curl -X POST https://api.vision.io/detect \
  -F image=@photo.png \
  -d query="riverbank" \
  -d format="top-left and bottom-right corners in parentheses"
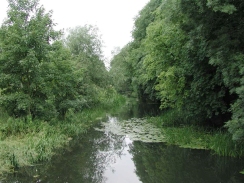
top-left (0, 95), bottom-right (126, 178)
top-left (147, 112), bottom-right (244, 158)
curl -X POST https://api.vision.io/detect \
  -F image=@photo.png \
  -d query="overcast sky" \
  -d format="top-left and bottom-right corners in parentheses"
top-left (0, 0), bottom-right (149, 64)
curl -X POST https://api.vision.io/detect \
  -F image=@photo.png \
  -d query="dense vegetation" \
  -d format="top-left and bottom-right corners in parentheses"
top-left (1, 0), bottom-right (244, 177)
top-left (110, 0), bottom-right (244, 141)
top-left (0, 0), bottom-right (114, 121)
top-left (0, 0), bottom-right (125, 176)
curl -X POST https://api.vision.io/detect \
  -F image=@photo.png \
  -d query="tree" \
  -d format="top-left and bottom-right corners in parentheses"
top-left (130, 0), bottom-right (163, 102)
top-left (0, 0), bottom-right (60, 118)
top-left (65, 25), bottom-right (110, 106)
top-left (179, 0), bottom-right (244, 137)
top-left (109, 45), bottom-right (133, 95)
top-left (142, 0), bottom-right (188, 109)
top-left (46, 41), bottom-right (85, 119)
top-left (110, 0), bottom-right (244, 141)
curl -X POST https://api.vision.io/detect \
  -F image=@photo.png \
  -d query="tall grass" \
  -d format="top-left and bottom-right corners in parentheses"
top-left (0, 119), bottom-right (69, 177)
top-left (209, 131), bottom-right (244, 157)
top-left (0, 93), bottom-right (126, 178)
top-left (147, 109), bottom-right (244, 157)
top-left (162, 126), bottom-right (210, 149)
top-left (147, 108), bottom-right (198, 127)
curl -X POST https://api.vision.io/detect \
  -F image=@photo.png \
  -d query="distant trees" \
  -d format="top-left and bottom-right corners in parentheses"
top-left (110, 0), bottom-right (244, 141)
top-left (65, 25), bottom-right (110, 106)
top-left (66, 25), bottom-right (109, 89)
top-left (109, 45), bottom-right (133, 95)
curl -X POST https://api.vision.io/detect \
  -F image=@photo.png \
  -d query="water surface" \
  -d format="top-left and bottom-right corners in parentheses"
top-left (3, 103), bottom-right (244, 183)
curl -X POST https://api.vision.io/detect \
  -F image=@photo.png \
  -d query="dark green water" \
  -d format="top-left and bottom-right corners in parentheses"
top-left (2, 104), bottom-right (244, 183)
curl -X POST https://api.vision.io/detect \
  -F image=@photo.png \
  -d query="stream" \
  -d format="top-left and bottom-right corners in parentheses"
top-left (3, 103), bottom-right (244, 183)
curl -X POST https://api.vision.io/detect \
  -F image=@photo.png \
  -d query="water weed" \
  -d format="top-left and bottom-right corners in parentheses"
top-left (96, 118), bottom-right (165, 143)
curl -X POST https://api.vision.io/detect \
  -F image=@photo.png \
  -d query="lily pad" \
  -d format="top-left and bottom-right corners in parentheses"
top-left (95, 117), bottom-right (165, 143)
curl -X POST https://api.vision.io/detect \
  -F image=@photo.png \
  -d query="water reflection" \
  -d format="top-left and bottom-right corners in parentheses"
top-left (113, 102), bottom-right (161, 120)
top-left (3, 116), bottom-right (141, 183)
top-left (130, 142), bottom-right (244, 183)
top-left (103, 137), bottom-right (141, 183)
top-left (3, 114), bottom-right (244, 183)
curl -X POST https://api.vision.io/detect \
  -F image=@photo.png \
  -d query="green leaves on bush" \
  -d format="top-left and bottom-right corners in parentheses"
top-left (110, 0), bottom-right (244, 141)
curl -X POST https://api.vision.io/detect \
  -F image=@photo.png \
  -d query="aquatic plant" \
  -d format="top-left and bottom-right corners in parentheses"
top-left (95, 117), bottom-right (165, 143)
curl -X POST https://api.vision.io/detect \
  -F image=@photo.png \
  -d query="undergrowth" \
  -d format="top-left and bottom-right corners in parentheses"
top-left (147, 109), bottom-right (244, 157)
top-left (0, 94), bottom-right (126, 178)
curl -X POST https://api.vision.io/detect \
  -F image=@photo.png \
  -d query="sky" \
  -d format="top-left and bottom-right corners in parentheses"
top-left (0, 0), bottom-right (150, 64)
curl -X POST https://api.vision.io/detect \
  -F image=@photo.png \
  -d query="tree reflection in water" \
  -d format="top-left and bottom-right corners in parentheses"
top-left (3, 114), bottom-right (244, 183)
top-left (129, 142), bottom-right (244, 183)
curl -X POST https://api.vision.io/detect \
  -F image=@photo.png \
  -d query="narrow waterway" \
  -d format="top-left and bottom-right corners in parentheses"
top-left (3, 104), bottom-right (244, 183)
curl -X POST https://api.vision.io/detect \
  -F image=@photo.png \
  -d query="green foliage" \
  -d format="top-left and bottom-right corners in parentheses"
top-left (225, 83), bottom-right (244, 141)
top-left (0, 0), bottom-right (116, 120)
top-left (65, 25), bottom-right (113, 109)
top-left (110, 0), bottom-right (244, 140)
top-left (163, 126), bottom-right (210, 149)
top-left (0, 95), bottom-right (126, 176)
top-left (206, 0), bottom-right (237, 14)
top-left (0, 0), bottom-right (128, 177)
top-left (109, 45), bottom-right (133, 95)
top-left (130, 0), bottom-right (163, 101)
top-left (66, 25), bottom-right (109, 88)
top-left (148, 114), bottom-right (244, 157)
top-left (180, 0), bottom-right (244, 138)
top-left (147, 109), bottom-right (195, 127)
top-left (0, 0), bottom-right (60, 118)
top-left (0, 118), bottom-right (69, 175)
top-left (46, 41), bottom-right (86, 119)
top-left (143, 0), bottom-right (189, 108)
top-left (209, 131), bottom-right (244, 157)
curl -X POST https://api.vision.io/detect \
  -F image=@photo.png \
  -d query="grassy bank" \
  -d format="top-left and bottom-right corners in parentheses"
top-left (0, 94), bottom-right (125, 178)
top-left (147, 111), bottom-right (244, 158)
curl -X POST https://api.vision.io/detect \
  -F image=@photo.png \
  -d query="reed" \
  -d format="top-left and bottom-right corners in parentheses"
top-left (0, 124), bottom-right (69, 177)
top-left (147, 108), bottom-right (197, 128)
top-left (147, 111), bottom-right (244, 157)
top-left (162, 126), bottom-right (210, 149)
top-left (209, 131), bottom-right (244, 157)
top-left (0, 95), bottom-right (126, 177)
